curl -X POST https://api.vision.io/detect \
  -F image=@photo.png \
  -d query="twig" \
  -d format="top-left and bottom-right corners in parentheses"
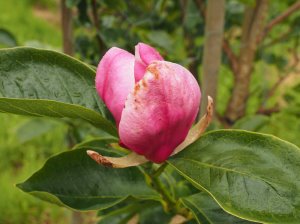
top-left (262, 28), bottom-right (292, 48)
top-left (180, 0), bottom-right (188, 24)
top-left (222, 39), bottom-right (238, 75)
top-left (258, 38), bottom-right (300, 113)
top-left (225, 0), bottom-right (269, 123)
top-left (257, 107), bottom-right (280, 115)
top-left (258, 1), bottom-right (300, 43)
top-left (194, 0), bottom-right (206, 19)
top-left (91, 0), bottom-right (104, 52)
top-left (267, 75), bottom-right (291, 99)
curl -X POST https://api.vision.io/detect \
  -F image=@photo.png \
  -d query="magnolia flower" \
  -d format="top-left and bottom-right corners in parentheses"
top-left (87, 43), bottom-right (213, 167)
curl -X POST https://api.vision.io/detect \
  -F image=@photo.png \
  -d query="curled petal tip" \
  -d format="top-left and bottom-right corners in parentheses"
top-left (87, 150), bottom-right (149, 168)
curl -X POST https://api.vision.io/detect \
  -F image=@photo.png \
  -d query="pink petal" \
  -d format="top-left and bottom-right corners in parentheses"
top-left (119, 61), bottom-right (201, 163)
top-left (96, 47), bottom-right (135, 125)
top-left (134, 43), bottom-right (163, 82)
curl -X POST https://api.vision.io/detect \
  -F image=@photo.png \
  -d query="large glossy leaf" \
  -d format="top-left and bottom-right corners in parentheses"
top-left (182, 192), bottom-right (254, 224)
top-left (168, 130), bottom-right (300, 223)
top-left (17, 138), bottom-right (159, 211)
top-left (0, 47), bottom-right (117, 136)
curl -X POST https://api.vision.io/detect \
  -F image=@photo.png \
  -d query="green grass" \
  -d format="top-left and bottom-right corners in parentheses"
top-left (0, 1), bottom-right (70, 223)
top-left (0, 0), bottom-right (61, 46)
top-left (0, 115), bottom-right (70, 224)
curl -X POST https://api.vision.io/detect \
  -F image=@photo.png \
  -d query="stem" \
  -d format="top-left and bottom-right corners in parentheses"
top-left (145, 164), bottom-right (193, 219)
top-left (152, 163), bottom-right (168, 178)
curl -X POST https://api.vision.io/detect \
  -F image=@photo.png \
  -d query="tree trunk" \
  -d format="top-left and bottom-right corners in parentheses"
top-left (61, 0), bottom-right (73, 56)
top-left (200, 0), bottom-right (226, 116)
top-left (225, 0), bottom-right (269, 123)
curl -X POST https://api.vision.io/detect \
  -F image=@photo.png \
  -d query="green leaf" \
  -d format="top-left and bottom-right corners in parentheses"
top-left (98, 200), bottom-right (160, 224)
top-left (75, 137), bottom-right (120, 151)
top-left (16, 118), bottom-right (61, 143)
top-left (98, 200), bottom-right (141, 224)
top-left (168, 130), bottom-right (300, 223)
top-left (0, 28), bottom-right (17, 47)
top-left (138, 202), bottom-right (173, 224)
top-left (182, 192), bottom-right (254, 224)
top-left (0, 47), bottom-right (117, 136)
top-left (17, 138), bottom-right (159, 211)
top-left (233, 115), bottom-right (269, 131)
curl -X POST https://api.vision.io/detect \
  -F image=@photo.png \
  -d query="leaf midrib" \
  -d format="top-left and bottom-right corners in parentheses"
top-left (25, 189), bottom-right (158, 200)
top-left (178, 158), bottom-right (280, 186)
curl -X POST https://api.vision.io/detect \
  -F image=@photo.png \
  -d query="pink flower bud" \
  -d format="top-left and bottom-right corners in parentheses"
top-left (96, 43), bottom-right (201, 163)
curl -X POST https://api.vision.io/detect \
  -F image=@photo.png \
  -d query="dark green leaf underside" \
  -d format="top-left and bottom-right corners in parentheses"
top-left (17, 138), bottom-right (159, 211)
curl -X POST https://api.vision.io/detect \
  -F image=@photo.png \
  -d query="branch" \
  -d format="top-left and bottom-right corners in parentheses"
top-left (61, 0), bottom-right (73, 56)
top-left (257, 107), bottom-right (280, 115)
top-left (180, 0), bottom-right (189, 24)
top-left (257, 38), bottom-right (300, 113)
top-left (265, 60), bottom-right (299, 100)
top-left (225, 0), bottom-right (269, 123)
top-left (258, 1), bottom-right (300, 42)
top-left (194, 0), bottom-right (206, 19)
top-left (91, 0), bottom-right (105, 52)
top-left (194, 0), bottom-right (238, 76)
top-left (262, 28), bottom-right (292, 48)
top-left (222, 39), bottom-right (238, 74)
top-left (266, 72), bottom-right (292, 99)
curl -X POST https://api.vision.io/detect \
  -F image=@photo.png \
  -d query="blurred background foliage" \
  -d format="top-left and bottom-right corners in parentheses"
top-left (0, 0), bottom-right (299, 223)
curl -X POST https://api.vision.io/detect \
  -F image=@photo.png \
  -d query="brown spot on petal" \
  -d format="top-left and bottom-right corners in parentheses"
top-left (147, 64), bottom-right (160, 80)
top-left (134, 83), bottom-right (140, 95)
top-left (142, 79), bottom-right (147, 88)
